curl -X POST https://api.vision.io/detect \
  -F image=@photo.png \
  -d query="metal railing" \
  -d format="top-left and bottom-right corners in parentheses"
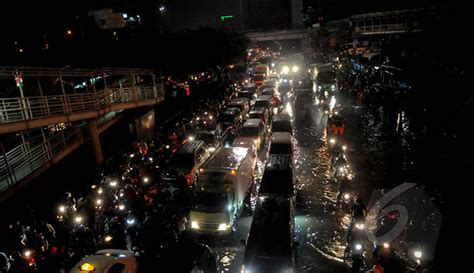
top-left (1, 128), bottom-right (83, 193)
top-left (0, 84), bottom-right (163, 124)
top-left (355, 23), bottom-right (422, 34)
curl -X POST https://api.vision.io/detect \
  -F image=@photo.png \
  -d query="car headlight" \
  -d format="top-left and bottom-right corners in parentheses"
top-left (318, 86), bottom-right (322, 90)
top-left (208, 147), bottom-right (216, 153)
top-left (281, 66), bottom-right (290, 74)
top-left (191, 221), bottom-right (200, 229)
top-left (291, 65), bottom-right (299, 73)
top-left (218, 223), bottom-right (230, 231)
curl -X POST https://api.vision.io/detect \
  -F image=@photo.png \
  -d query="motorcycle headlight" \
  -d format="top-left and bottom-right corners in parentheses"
top-left (342, 145), bottom-right (347, 151)
top-left (355, 223), bottom-right (365, 230)
top-left (329, 138), bottom-right (336, 144)
top-left (104, 235), bottom-right (113, 242)
top-left (331, 85), bottom-right (335, 90)
top-left (355, 243), bottom-right (363, 251)
top-left (208, 147), bottom-right (216, 153)
top-left (188, 136), bottom-right (195, 141)
top-left (58, 206), bottom-right (66, 213)
top-left (24, 250), bottom-right (32, 258)
top-left (143, 177), bottom-right (150, 183)
top-left (127, 218), bottom-right (136, 225)
top-left (414, 250), bottom-right (423, 259)
top-left (339, 167), bottom-right (344, 172)
top-left (344, 193), bottom-right (350, 200)
top-left (383, 242), bottom-right (390, 249)
top-left (74, 216), bottom-right (83, 224)
top-left (118, 204), bottom-right (125, 211)
top-left (191, 221), bottom-right (200, 229)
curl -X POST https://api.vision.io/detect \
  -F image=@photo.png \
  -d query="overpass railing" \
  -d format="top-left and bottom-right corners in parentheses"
top-left (0, 128), bottom-right (83, 193)
top-left (0, 84), bottom-right (163, 124)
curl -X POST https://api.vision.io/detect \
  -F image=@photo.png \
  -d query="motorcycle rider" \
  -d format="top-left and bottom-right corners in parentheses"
top-left (107, 217), bottom-right (127, 249)
top-left (351, 197), bottom-right (367, 221)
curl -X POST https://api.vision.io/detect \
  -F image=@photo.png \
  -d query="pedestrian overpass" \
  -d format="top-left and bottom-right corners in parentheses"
top-left (0, 67), bottom-right (164, 198)
top-left (349, 8), bottom-right (429, 35)
top-left (245, 29), bottom-right (310, 52)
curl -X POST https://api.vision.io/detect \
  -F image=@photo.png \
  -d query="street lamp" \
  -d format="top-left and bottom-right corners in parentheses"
top-left (66, 29), bottom-right (73, 36)
top-left (159, 5), bottom-right (165, 13)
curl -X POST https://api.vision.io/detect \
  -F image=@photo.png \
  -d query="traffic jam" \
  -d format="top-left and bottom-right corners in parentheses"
top-left (2, 50), bottom-right (424, 273)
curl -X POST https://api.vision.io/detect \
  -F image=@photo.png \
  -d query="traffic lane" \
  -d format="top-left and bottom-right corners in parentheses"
top-left (195, 143), bottom-right (267, 272)
top-left (292, 98), bottom-right (350, 273)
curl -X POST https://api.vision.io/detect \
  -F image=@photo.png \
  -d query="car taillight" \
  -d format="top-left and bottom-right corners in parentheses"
top-left (186, 174), bottom-right (193, 185)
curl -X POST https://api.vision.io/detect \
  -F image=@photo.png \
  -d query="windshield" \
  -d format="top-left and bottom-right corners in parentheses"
top-left (193, 192), bottom-right (227, 213)
top-left (196, 132), bottom-right (215, 145)
top-left (272, 121), bottom-right (292, 134)
top-left (170, 153), bottom-right (194, 169)
top-left (249, 113), bottom-right (263, 119)
top-left (317, 72), bottom-right (336, 83)
top-left (269, 143), bottom-right (292, 155)
top-left (255, 100), bottom-right (270, 108)
top-left (238, 92), bottom-right (254, 100)
top-left (218, 114), bottom-right (235, 123)
top-left (241, 127), bottom-right (259, 137)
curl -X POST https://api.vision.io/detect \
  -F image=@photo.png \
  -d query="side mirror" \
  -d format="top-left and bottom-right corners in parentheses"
top-left (240, 239), bottom-right (246, 246)
top-left (293, 241), bottom-right (300, 248)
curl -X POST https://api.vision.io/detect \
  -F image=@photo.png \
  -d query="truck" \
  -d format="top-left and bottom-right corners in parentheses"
top-left (255, 64), bottom-right (269, 77)
top-left (189, 147), bottom-right (255, 234)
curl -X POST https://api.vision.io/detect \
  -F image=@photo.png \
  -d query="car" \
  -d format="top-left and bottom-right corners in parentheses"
top-left (217, 107), bottom-right (242, 131)
top-left (233, 136), bottom-right (258, 160)
top-left (193, 129), bottom-right (221, 153)
top-left (69, 249), bottom-right (137, 273)
top-left (254, 95), bottom-right (274, 113)
top-left (237, 90), bottom-right (257, 103)
top-left (248, 106), bottom-right (270, 125)
top-left (241, 194), bottom-right (297, 273)
top-left (252, 73), bottom-right (266, 86)
top-left (240, 119), bottom-right (266, 150)
top-left (260, 154), bottom-right (296, 197)
top-left (327, 114), bottom-right (345, 136)
top-left (261, 87), bottom-right (278, 97)
top-left (155, 241), bottom-right (218, 273)
top-left (268, 132), bottom-right (293, 158)
top-left (227, 98), bottom-right (250, 119)
top-left (271, 113), bottom-right (293, 135)
top-left (165, 140), bottom-right (210, 186)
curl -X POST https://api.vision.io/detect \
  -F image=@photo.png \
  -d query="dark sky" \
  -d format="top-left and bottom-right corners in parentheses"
top-left (0, 0), bottom-right (441, 43)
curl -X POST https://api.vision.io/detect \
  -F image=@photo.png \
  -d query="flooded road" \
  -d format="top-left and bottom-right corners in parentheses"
top-left (204, 92), bottom-right (360, 273)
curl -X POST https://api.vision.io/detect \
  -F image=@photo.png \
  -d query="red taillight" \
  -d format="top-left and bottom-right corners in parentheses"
top-left (186, 174), bottom-right (193, 185)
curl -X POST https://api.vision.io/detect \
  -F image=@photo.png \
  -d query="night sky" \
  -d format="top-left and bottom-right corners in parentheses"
top-left (0, 0), bottom-right (455, 44)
